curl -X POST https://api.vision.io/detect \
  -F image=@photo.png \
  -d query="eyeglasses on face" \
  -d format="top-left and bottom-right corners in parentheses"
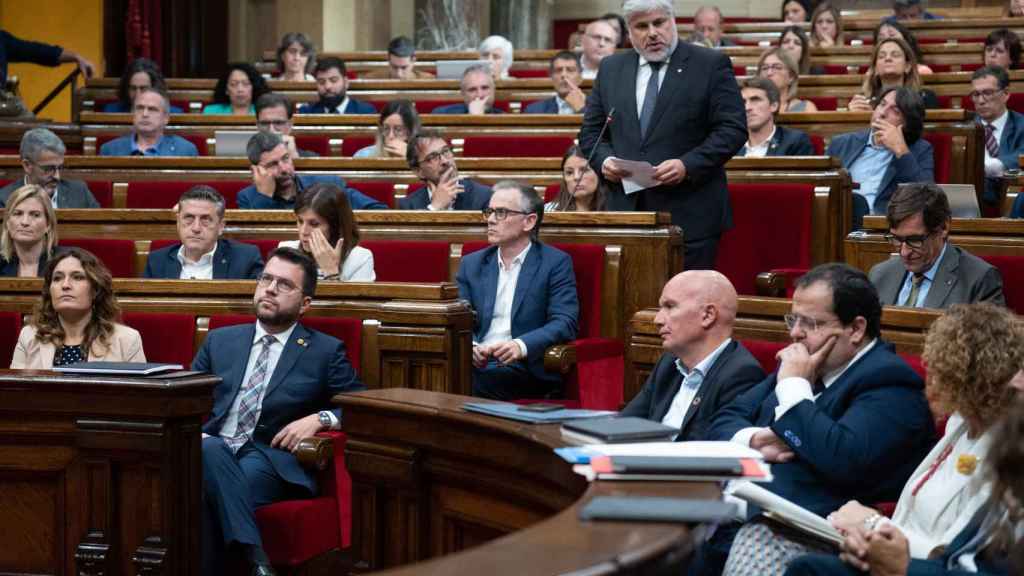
top-left (969, 88), bottom-right (1006, 101)
top-left (885, 231), bottom-right (933, 251)
top-left (481, 207), bottom-right (529, 221)
top-left (257, 273), bottom-right (300, 294)
top-left (419, 146), bottom-right (453, 165)
top-left (783, 313), bottom-right (836, 332)
top-left (381, 125), bottom-right (409, 137)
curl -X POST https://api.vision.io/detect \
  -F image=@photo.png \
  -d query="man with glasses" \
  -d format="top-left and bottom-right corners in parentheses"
top-left (0, 128), bottom-right (99, 208)
top-left (968, 66), bottom-right (1024, 209)
top-left (456, 180), bottom-right (579, 399)
top-left (194, 247), bottom-right (364, 576)
top-left (869, 183), bottom-right (1004, 308)
top-left (255, 93), bottom-right (318, 158)
top-left (236, 131), bottom-right (386, 210)
top-left (691, 263), bottom-right (934, 576)
top-left (580, 19), bottom-right (618, 79)
top-left (100, 87), bottom-right (198, 156)
top-left (144, 186), bottom-right (264, 280)
top-left (399, 129), bottom-right (493, 210)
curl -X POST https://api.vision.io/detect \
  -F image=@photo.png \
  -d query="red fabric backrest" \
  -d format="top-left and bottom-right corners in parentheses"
top-left (0, 311), bottom-right (23, 368)
top-left (739, 339), bottom-right (786, 373)
top-left (922, 132), bottom-right (951, 184)
top-left (462, 241), bottom-right (604, 338)
top-left (208, 314), bottom-right (362, 372)
top-left (928, 64), bottom-right (953, 73)
top-left (508, 68), bottom-right (548, 78)
top-left (126, 180), bottom-right (250, 209)
top-left (348, 182), bottom-right (395, 208)
top-left (341, 137), bottom-right (375, 156)
top-left (809, 134), bottom-right (825, 155)
top-left (293, 135), bottom-right (330, 156)
top-left (239, 239), bottom-right (284, 262)
top-left (94, 133), bottom-right (209, 155)
top-left (121, 312), bottom-right (197, 368)
top-left (84, 180), bottom-right (113, 208)
top-left (387, 100), bottom-right (513, 114)
top-left (544, 183), bottom-right (560, 203)
top-left (806, 96), bottom-right (838, 111)
top-left (979, 254), bottom-right (1024, 314)
top-left (361, 240), bottom-right (450, 282)
top-left (59, 238), bottom-right (136, 277)
top-left (462, 136), bottom-right (576, 158)
top-left (717, 183), bottom-right (815, 295)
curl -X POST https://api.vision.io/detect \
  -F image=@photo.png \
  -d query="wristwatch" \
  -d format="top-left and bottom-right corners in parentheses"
top-left (318, 410), bottom-right (332, 429)
top-left (862, 513), bottom-right (883, 532)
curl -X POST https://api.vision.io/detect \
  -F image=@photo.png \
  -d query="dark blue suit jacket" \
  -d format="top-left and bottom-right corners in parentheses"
top-left (193, 322), bottom-right (365, 492)
top-left (456, 241), bottom-right (579, 384)
top-left (237, 174), bottom-right (388, 210)
top-left (0, 30), bottom-right (61, 85)
top-left (826, 129), bottom-right (934, 215)
top-left (524, 98), bottom-right (559, 114)
top-left (143, 238), bottom-right (264, 279)
top-left (430, 103), bottom-right (504, 114)
top-left (297, 98), bottom-right (376, 114)
top-left (707, 341), bottom-right (934, 517)
top-left (985, 110), bottom-right (1024, 205)
top-left (397, 178), bottom-right (493, 210)
top-left (738, 126), bottom-right (815, 157)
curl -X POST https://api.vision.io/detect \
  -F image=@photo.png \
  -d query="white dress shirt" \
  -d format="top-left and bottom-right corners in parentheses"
top-left (176, 244), bottom-right (217, 279)
top-left (634, 55), bottom-right (668, 119)
top-left (328, 97), bottom-right (351, 114)
top-left (479, 242), bottom-right (531, 358)
top-left (982, 109), bottom-right (1009, 177)
top-left (743, 126), bottom-right (777, 158)
top-left (554, 95), bottom-right (576, 115)
top-left (661, 338), bottom-right (732, 430)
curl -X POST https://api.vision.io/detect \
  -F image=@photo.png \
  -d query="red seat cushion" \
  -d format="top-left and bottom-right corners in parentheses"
top-left (85, 180), bottom-right (113, 208)
top-left (348, 182), bottom-right (395, 208)
top-left (462, 136), bottom-right (575, 158)
top-left (0, 311), bottom-right (23, 368)
top-left (121, 312), bottom-right (197, 368)
top-left (341, 137), bottom-right (375, 157)
top-left (805, 96), bottom-right (838, 111)
top-left (293, 135), bottom-right (331, 156)
top-left (59, 238), bottom-right (136, 277)
top-left (921, 132), bottom-right (951, 184)
top-left (717, 184), bottom-right (815, 295)
top-left (361, 240), bottom-right (450, 282)
top-left (256, 496), bottom-right (339, 566)
top-left (978, 254), bottom-right (1024, 315)
top-left (126, 180), bottom-right (250, 209)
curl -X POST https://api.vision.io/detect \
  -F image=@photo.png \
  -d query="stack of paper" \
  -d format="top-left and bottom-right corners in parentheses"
top-left (562, 441), bottom-right (773, 483)
top-left (462, 402), bottom-right (615, 423)
top-left (729, 481), bottom-right (843, 546)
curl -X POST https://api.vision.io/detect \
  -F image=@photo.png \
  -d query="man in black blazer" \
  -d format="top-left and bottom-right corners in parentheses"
top-left (736, 77), bottom-right (815, 157)
top-left (144, 186), bottom-right (264, 280)
top-left (0, 127), bottom-right (100, 208)
top-left (399, 129), bottom-right (493, 210)
top-left (621, 270), bottom-right (765, 441)
top-left (579, 1), bottom-right (746, 269)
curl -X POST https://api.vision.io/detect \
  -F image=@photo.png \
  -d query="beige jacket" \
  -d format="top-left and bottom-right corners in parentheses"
top-left (11, 323), bottom-right (147, 369)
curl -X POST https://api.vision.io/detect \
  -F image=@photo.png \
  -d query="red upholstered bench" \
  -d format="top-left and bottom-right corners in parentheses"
top-left (0, 311), bottom-right (23, 369)
top-left (339, 136), bottom-right (375, 157)
top-left (125, 180), bottom-right (250, 209)
top-left (461, 135), bottom-right (576, 158)
top-left (348, 181), bottom-right (396, 208)
top-left (59, 238), bottom-right (137, 277)
top-left (740, 339), bottom-right (786, 374)
top-left (922, 132), bottom-right (952, 184)
top-left (978, 254), bottom-right (1024, 315)
top-left (717, 183), bottom-right (815, 295)
top-left (120, 312), bottom-right (197, 368)
top-left (293, 135), bottom-right (331, 157)
top-left (508, 68), bottom-right (549, 78)
top-left (806, 96), bottom-right (838, 111)
top-left (361, 240), bottom-right (450, 282)
top-left (809, 134), bottom-right (826, 155)
top-left (84, 180), bottom-right (113, 208)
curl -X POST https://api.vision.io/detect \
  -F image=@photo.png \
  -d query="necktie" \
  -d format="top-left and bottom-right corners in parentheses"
top-left (984, 123), bottom-right (999, 158)
top-left (639, 61), bottom-right (663, 138)
top-left (902, 273), bottom-right (925, 307)
top-left (225, 334), bottom-right (275, 452)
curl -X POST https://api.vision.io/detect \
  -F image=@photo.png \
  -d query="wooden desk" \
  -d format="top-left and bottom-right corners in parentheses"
top-left (338, 388), bottom-right (719, 574)
top-left (0, 369), bottom-right (217, 575)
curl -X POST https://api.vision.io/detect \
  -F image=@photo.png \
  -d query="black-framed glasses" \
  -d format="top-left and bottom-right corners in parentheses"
top-left (257, 273), bottom-right (299, 294)
top-left (30, 161), bottom-right (64, 176)
top-left (419, 146), bottom-right (453, 165)
top-left (783, 313), bottom-right (836, 332)
top-left (482, 207), bottom-right (529, 221)
top-left (969, 88), bottom-right (1006, 101)
top-left (885, 231), bottom-right (933, 251)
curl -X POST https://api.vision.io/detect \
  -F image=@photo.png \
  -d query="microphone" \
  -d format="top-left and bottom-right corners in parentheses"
top-left (577, 108), bottom-right (615, 195)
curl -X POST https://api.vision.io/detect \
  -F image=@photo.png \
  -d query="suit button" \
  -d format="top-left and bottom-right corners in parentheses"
top-left (783, 430), bottom-right (802, 447)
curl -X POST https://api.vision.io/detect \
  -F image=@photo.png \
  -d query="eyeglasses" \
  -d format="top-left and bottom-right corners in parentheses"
top-left (257, 272), bottom-right (300, 294)
top-left (482, 207), bottom-right (529, 220)
top-left (759, 63), bottom-right (786, 73)
top-left (257, 119), bottom-right (290, 130)
top-left (30, 162), bottom-right (64, 176)
top-left (885, 231), bottom-right (933, 251)
top-left (969, 88), bottom-right (1006, 101)
top-left (783, 313), bottom-right (836, 332)
top-left (381, 125), bottom-right (409, 137)
top-left (419, 146), bottom-right (453, 165)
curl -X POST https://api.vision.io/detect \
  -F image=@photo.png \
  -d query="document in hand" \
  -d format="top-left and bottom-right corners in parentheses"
top-left (728, 481), bottom-right (843, 546)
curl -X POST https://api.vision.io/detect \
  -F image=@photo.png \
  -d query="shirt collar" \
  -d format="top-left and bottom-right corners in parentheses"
top-left (987, 109), bottom-right (1009, 132)
top-left (253, 321), bottom-right (299, 347)
top-left (822, 338), bottom-right (877, 389)
top-left (331, 97), bottom-right (351, 114)
top-left (131, 133), bottom-right (165, 153)
top-left (498, 241), bottom-right (532, 271)
top-left (675, 337), bottom-right (733, 379)
top-left (176, 243), bottom-right (218, 267)
top-left (554, 95), bottom-right (572, 113)
top-left (745, 125), bottom-right (777, 151)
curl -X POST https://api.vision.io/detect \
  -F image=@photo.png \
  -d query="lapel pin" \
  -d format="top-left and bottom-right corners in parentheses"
top-left (692, 396), bottom-right (701, 406)
top-left (296, 338), bottom-right (308, 347)
top-left (676, 68), bottom-right (682, 73)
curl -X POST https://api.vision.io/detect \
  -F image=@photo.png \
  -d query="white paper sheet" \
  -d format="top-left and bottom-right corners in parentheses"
top-left (580, 441), bottom-right (765, 460)
top-left (615, 159), bottom-right (659, 194)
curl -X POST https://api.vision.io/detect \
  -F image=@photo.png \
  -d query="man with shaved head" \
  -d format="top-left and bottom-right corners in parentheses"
top-left (621, 271), bottom-right (765, 441)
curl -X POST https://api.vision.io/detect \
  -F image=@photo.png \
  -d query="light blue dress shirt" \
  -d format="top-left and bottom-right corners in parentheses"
top-left (848, 131), bottom-right (894, 213)
top-left (896, 242), bottom-right (948, 307)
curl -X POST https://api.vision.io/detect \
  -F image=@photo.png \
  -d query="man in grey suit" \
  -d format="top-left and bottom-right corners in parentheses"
top-left (869, 183), bottom-right (1005, 308)
top-left (0, 128), bottom-right (100, 209)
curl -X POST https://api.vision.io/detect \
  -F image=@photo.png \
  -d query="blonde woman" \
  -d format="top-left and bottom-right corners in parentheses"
top-left (758, 48), bottom-right (818, 113)
top-left (850, 37), bottom-right (939, 112)
top-left (0, 184), bottom-right (57, 277)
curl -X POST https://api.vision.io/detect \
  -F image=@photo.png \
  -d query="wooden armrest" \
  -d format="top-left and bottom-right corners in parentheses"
top-left (755, 271), bottom-right (788, 297)
top-left (544, 343), bottom-right (576, 374)
top-left (294, 435), bottom-right (334, 471)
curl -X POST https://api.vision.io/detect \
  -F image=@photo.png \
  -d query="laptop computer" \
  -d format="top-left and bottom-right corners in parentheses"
top-left (435, 59), bottom-right (492, 80)
top-left (214, 130), bottom-right (259, 157)
top-left (937, 184), bottom-right (981, 218)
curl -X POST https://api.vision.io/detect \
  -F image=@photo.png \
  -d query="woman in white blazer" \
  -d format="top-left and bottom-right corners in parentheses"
top-left (11, 247), bottom-right (145, 368)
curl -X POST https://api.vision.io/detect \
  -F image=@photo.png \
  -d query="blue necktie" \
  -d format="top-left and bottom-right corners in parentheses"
top-left (639, 61), bottom-right (663, 138)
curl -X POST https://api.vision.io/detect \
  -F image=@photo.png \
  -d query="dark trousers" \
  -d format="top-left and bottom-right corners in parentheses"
top-left (784, 553), bottom-right (860, 576)
top-left (202, 436), bottom-right (304, 575)
top-left (686, 521), bottom-right (739, 576)
top-left (684, 236), bottom-right (721, 271)
top-left (472, 360), bottom-right (558, 400)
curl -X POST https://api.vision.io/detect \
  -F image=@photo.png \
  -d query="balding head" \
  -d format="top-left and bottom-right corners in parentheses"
top-left (655, 270), bottom-right (738, 366)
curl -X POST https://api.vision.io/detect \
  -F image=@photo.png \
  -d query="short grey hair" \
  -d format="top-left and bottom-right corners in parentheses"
top-left (137, 86), bottom-right (170, 114)
top-left (479, 35), bottom-right (514, 76)
top-left (20, 128), bottom-right (66, 161)
top-left (694, 5), bottom-right (724, 23)
top-left (246, 131), bottom-right (283, 165)
top-left (622, 0), bottom-right (676, 20)
top-left (178, 185), bottom-right (226, 219)
top-left (461, 63), bottom-right (495, 91)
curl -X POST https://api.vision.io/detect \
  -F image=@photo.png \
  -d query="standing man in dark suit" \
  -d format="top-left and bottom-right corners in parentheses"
top-left (0, 128), bottom-right (100, 208)
top-left (579, 0), bottom-right (747, 270)
top-left (399, 129), bottom-right (493, 210)
top-left (869, 183), bottom-right (1004, 308)
top-left (456, 180), bottom-right (579, 399)
top-left (691, 263), bottom-right (934, 576)
top-left (525, 51), bottom-right (587, 115)
top-left (195, 247), bottom-right (364, 575)
top-left (144, 186), bottom-right (264, 280)
top-left (621, 270), bottom-right (765, 441)
top-left (297, 57), bottom-right (376, 114)
top-left (736, 78), bottom-right (815, 157)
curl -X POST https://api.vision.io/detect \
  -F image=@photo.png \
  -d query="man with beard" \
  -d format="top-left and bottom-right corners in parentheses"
top-left (0, 128), bottom-right (99, 208)
top-left (236, 131), bottom-right (386, 210)
top-left (194, 247), bottom-right (364, 576)
top-left (525, 51), bottom-right (587, 114)
top-left (398, 128), bottom-right (493, 210)
top-left (579, 0), bottom-right (746, 270)
top-left (297, 57), bottom-right (375, 114)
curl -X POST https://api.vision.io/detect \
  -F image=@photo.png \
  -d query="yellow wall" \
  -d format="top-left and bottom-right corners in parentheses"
top-left (0, 0), bottom-right (104, 122)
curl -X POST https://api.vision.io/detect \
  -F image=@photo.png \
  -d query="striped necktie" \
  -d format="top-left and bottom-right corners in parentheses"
top-left (224, 335), bottom-right (275, 452)
top-left (984, 123), bottom-right (999, 158)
